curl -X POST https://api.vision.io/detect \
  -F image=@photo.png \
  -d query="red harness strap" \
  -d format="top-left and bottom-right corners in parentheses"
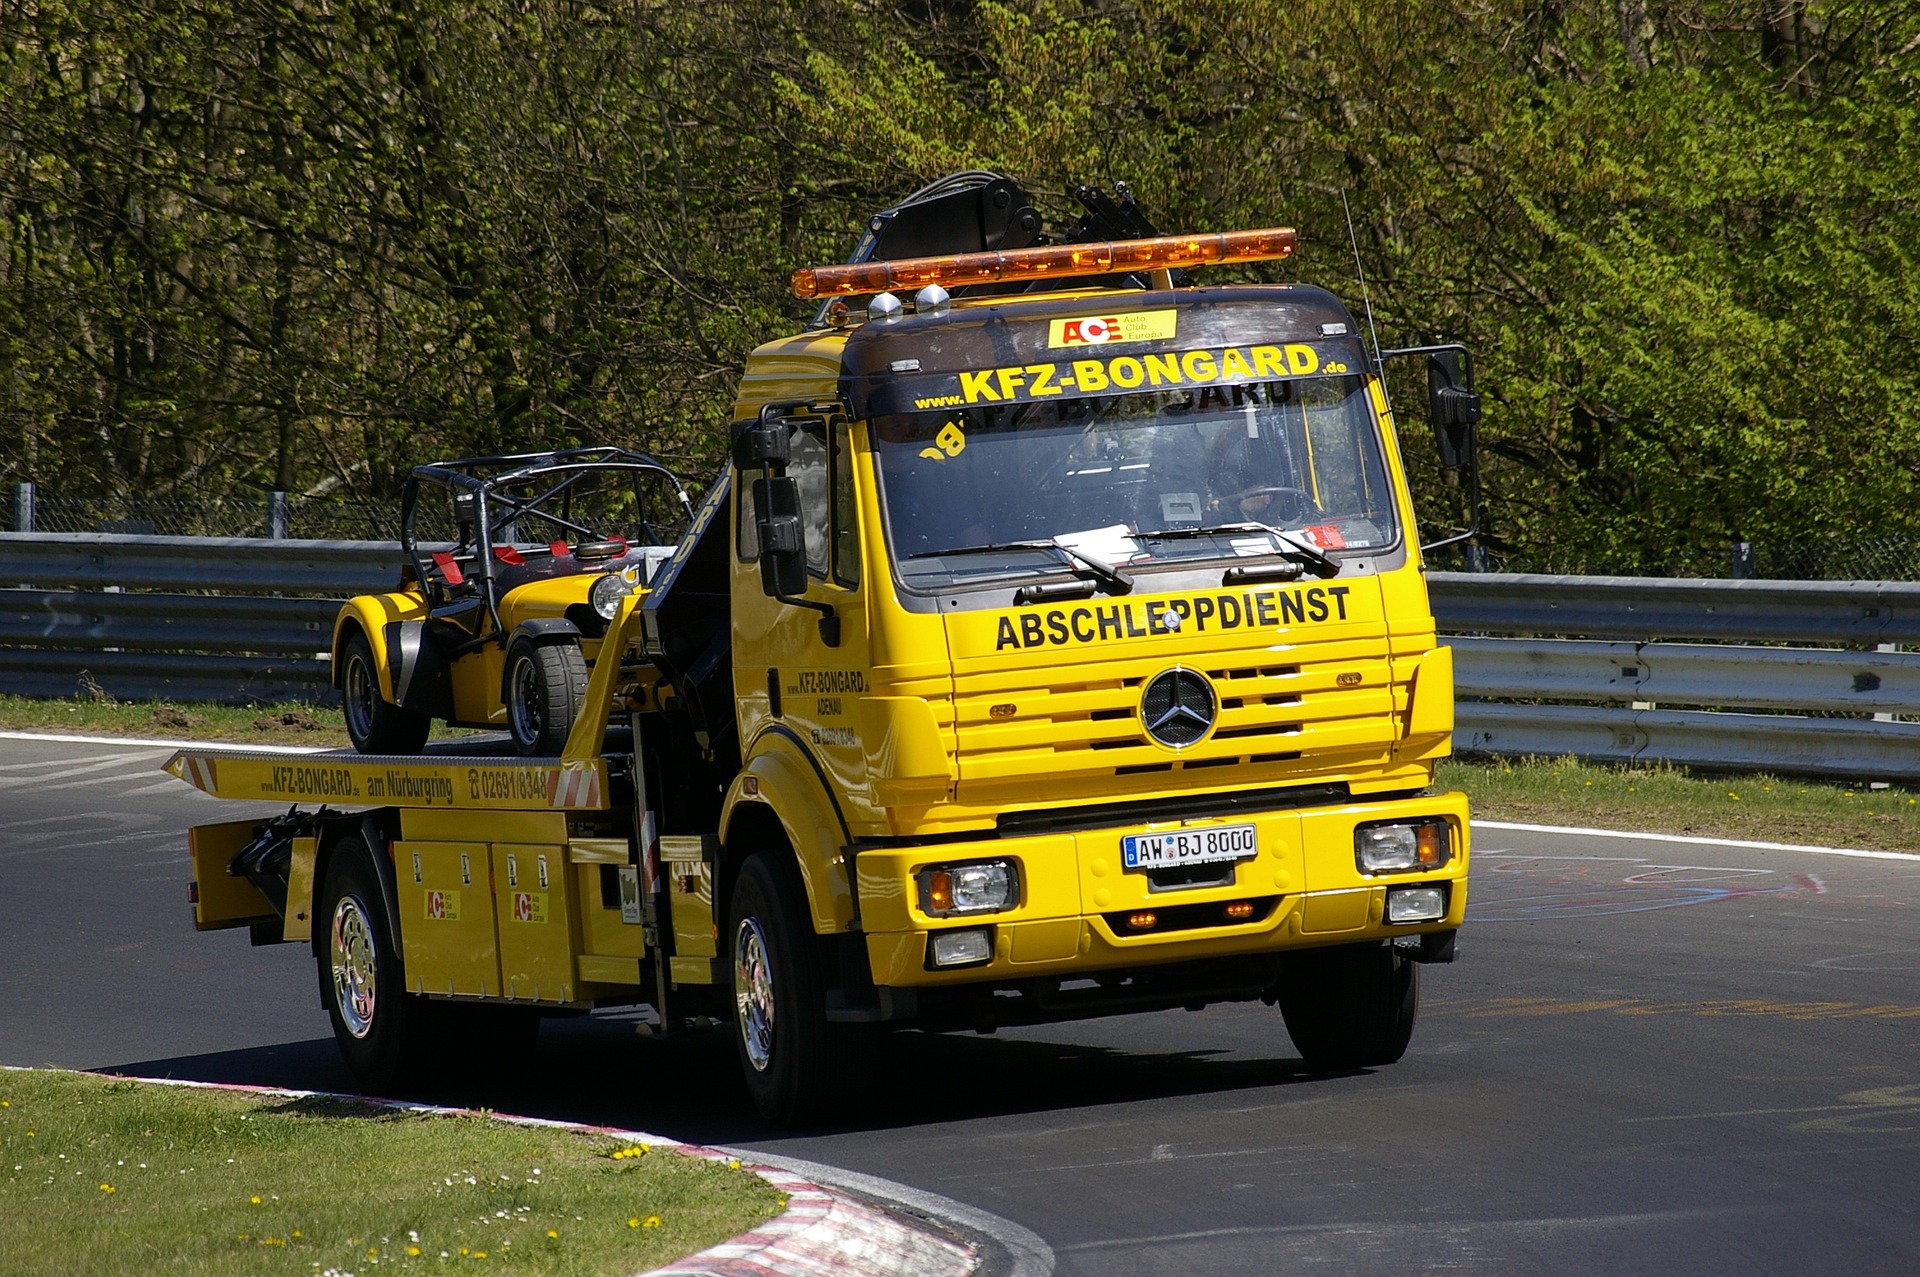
top-left (429, 551), bottom-right (465, 585)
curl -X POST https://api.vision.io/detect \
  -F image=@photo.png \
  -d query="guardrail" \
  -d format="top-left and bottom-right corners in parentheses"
top-left (1429, 572), bottom-right (1920, 781)
top-left (2, 537), bottom-right (1916, 780)
top-left (0, 533), bottom-right (399, 703)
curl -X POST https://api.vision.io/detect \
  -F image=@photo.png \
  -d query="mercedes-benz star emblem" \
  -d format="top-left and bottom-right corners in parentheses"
top-left (1141, 668), bottom-right (1216, 749)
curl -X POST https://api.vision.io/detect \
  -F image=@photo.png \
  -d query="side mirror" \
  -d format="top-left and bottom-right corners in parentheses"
top-left (733, 403), bottom-right (810, 468)
top-left (733, 417), bottom-right (792, 470)
top-left (751, 476), bottom-right (807, 598)
top-left (1426, 351), bottom-right (1480, 471)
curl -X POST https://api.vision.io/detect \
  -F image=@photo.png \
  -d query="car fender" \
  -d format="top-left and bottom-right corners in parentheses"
top-left (508, 617), bottom-right (584, 646)
top-left (331, 593), bottom-right (429, 701)
top-left (720, 729), bottom-right (855, 935)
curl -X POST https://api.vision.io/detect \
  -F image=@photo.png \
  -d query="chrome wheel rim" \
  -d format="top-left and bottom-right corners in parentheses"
top-left (509, 655), bottom-right (543, 745)
top-left (734, 917), bottom-right (775, 1073)
top-left (329, 894), bottom-right (379, 1039)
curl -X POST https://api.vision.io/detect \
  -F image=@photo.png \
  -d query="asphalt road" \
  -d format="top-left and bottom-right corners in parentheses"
top-left (7, 733), bottom-right (1920, 1274)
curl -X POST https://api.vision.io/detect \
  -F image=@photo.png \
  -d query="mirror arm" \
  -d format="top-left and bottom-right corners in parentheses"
top-left (1418, 418), bottom-right (1483, 554)
top-left (776, 594), bottom-right (841, 647)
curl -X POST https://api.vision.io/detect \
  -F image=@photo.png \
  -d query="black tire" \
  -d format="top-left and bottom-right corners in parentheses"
top-left (1278, 942), bottom-right (1419, 1070)
top-left (317, 837), bottom-right (441, 1093)
top-left (728, 854), bottom-right (874, 1126)
top-left (341, 632), bottom-right (430, 755)
top-left (505, 639), bottom-right (588, 756)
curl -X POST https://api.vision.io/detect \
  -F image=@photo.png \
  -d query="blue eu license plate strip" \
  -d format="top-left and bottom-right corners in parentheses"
top-left (1121, 822), bottom-right (1258, 871)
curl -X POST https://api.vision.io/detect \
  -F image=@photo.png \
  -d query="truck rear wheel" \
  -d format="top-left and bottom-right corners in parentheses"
top-left (318, 837), bottom-right (440, 1093)
top-left (506, 639), bottom-right (587, 756)
top-left (728, 854), bottom-right (873, 1126)
top-left (1278, 942), bottom-right (1419, 1070)
top-left (342, 632), bottom-right (430, 755)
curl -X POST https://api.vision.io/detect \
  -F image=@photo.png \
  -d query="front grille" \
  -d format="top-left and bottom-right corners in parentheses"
top-left (954, 647), bottom-right (1393, 799)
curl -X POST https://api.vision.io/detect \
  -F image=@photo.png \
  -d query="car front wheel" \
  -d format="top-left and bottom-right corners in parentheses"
top-left (505, 639), bottom-right (587, 756)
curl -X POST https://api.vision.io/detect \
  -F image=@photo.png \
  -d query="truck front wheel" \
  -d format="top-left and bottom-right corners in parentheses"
top-left (319, 838), bottom-right (439, 1093)
top-left (727, 854), bottom-right (873, 1126)
top-left (1277, 941), bottom-right (1419, 1070)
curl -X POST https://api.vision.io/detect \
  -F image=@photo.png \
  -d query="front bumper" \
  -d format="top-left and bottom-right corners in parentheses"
top-left (854, 790), bottom-right (1469, 988)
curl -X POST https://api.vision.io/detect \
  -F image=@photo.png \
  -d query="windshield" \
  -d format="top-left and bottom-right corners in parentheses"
top-left (874, 375), bottom-right (1398, 592)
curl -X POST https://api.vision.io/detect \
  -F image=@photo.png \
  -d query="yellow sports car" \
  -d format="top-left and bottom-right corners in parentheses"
top-left (332, 447), bottom-right (693, 755)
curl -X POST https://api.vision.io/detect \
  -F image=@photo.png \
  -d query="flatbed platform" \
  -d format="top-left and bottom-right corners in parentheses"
top-left (165, 738), bottom-right (612, 811)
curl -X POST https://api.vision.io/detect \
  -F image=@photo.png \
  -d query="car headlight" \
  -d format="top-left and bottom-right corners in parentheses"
top-left (1355, 819), bottom-right (1451, 873)
top-left (589, 570), bottom-right (636, 620)
top-left (917, 859), bottom-right (1019, 916)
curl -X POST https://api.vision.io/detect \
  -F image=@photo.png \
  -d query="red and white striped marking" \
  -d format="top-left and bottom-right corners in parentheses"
top-left (546, 763), bottom-right (603, 809)
top-left (181, 754), bottom-right (220, 792)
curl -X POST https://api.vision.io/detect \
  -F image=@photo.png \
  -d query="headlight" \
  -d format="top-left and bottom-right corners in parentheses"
top-left (1355, 820), bottom-right (1451, 873)
top-left (917, 859), bottom-right (1018, 916)
top-left (589, 570), bottom-right (636, 620)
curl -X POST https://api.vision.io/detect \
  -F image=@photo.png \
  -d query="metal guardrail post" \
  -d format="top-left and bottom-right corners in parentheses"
top-left (13, 482), bottom-right (32, 533)
top-left (267, 491), bottom-right (290, 539)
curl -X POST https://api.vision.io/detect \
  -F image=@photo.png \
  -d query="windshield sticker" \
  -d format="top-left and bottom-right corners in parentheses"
top-left (992, 585), bottom-right (1353, 651)
top-left (912, 343), bottom-right (1351, 411)
top-left (919, 421), bottom-right (968, 461)
top-left (1048, 309), bottom-right (1179, 349)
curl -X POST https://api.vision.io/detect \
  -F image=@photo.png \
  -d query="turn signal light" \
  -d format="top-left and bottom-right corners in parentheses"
top-left (793, 228), bottom-right (1299, 299)
top-left (1127, 911), bottom-right (1158, 931)
top-left (1223, 901), bottom-right (1255, 920)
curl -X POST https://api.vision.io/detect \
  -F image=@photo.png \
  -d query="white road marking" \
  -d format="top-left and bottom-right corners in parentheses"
top-left (1477, 819), bottom-right (1920, 863)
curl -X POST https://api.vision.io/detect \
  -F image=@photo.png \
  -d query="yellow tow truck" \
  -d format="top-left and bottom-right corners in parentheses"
top-left (177, 175), bottom-right (1480, 1125)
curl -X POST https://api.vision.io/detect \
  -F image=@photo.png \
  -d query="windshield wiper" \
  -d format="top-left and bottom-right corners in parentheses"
top-left (907, 539), bottom-right (1134, 594)
top-left (1141, 522), bottom-right (1341, 577)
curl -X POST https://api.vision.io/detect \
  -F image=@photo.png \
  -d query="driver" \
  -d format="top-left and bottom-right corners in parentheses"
top-left (1205, 413), bottom-right (1308, 525)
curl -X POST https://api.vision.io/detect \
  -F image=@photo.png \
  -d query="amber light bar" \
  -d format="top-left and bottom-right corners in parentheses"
top-left (791, 227), bottom-right (1298, 299)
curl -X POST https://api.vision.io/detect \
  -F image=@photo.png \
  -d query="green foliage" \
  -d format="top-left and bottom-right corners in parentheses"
top-left (3, 1), bottom-right (1916, 569)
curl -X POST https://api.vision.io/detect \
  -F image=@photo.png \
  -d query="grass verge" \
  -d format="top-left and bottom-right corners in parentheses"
top-left (1441, 754), bottom-right (1920, 852)
top-left (0, 1068), bottom-right (782, 1277)
top-left (0, 694), bottom-right (451, 748)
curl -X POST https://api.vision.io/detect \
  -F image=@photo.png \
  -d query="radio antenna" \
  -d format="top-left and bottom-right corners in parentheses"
top-left (1341, 190), bottom-right (1386, 379)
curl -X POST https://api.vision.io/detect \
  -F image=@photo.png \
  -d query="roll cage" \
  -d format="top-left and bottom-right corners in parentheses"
top-left (399, 446), bottom-right (695, 641)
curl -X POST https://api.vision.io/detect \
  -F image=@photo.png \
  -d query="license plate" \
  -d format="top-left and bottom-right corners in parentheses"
top-left (1121, 823), bottom-right (1258, 871)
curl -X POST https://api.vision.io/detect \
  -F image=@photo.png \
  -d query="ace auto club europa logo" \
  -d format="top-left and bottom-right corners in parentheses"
top-left (1048, 308), bottom-right (1178, 348)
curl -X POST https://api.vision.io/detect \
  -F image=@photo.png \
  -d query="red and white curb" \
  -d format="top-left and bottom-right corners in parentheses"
top-left (647, 1163), bottom-right (975, 1277)
top-left (6, 1069), bottom-right (975, 1277)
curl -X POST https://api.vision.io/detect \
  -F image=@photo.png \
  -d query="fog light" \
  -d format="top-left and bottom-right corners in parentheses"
top-left (918, 859), bottom-right (1018, 916)
top-left (1356, 820), bottom-right (1451, 873)
top-left (1386, 885), bottom-right (1447, 923)
top-left (929, 927), bottom-right (993, 967)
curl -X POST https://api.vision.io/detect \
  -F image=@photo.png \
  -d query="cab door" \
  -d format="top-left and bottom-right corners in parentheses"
top-left (733, 413), bottom-right (872, 810)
